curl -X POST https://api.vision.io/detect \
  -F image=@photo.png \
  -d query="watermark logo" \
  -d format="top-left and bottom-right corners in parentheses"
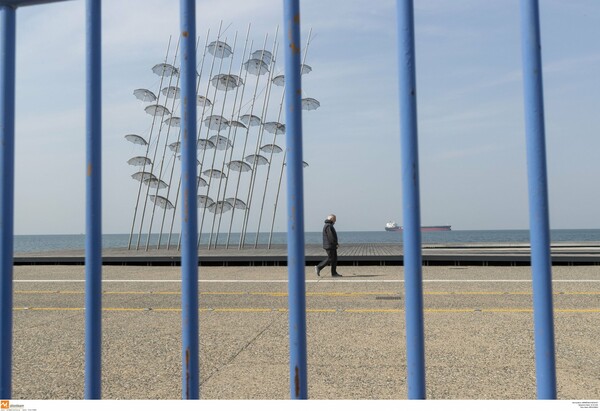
top-left (1, 401), bottom-right (9, 409)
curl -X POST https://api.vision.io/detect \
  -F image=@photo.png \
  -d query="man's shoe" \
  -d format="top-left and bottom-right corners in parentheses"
top-left (332, 273), bottom-right (342, 277)
top-left (314, 266), bottom-right (320, 277)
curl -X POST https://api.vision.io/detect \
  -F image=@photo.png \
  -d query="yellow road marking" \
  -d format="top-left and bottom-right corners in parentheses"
top-left (14, 290), bottom-right (600, 297)
top-left (13, 307), bottom-right (600, 313)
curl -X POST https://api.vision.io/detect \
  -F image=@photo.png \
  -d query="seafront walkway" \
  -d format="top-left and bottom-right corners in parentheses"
top-left (10, 264), bottom-right (600, 399)
top-left (13, 242), bottom-right (600, 265)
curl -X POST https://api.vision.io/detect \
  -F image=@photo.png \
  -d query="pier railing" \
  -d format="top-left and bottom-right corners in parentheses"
top-left (0, 0), bottom-right (556, 400)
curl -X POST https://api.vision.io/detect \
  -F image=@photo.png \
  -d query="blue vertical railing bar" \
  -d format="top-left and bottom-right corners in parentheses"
top-left (84, 0), bottom-right (102, 399)
top-left (180, 0), bottom-right (199, 400)
top-left (0, 3), bottom-right (16, 400)
top-left (519, 0), bottom-right (557, 400)
top-left (396, 0), bottom-right (426, 399)
top-left (282, 0), bottom-right (308, 400)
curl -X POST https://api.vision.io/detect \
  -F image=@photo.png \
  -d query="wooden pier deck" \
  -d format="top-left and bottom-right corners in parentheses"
top-left (13, 242), bottom-right (600, 266)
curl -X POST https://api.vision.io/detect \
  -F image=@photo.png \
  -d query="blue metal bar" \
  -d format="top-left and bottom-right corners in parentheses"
top-left (0, 3), bottom-right (16, 400)
top-left (84, 0), bottom-right (102, 399)
top-left (282, 0), bottom-right (308, 400)
top-left (396, 0), bottom-right (426, 399)
top-left (519, 0), bottom-right (557, 400)
top-left (180, 0), bottom-right (199, 400)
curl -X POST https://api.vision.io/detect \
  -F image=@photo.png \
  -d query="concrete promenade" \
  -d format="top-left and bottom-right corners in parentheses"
top-left (10, 264), bottom-right (600, 400)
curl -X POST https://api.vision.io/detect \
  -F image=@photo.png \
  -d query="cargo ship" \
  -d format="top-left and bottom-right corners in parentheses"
top-left (385, 221), bottom-right (451, 232)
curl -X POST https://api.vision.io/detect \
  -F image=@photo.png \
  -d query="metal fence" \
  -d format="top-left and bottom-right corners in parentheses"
top-left (0, 0), bottom-right (556, 400)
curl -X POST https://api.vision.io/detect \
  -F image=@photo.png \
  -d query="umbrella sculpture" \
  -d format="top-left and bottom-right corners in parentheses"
top-left (227, 160), bottom-right (252, 172)
top-left (243, 58), bottom-right (269, 75)
top-left (126, 30), bottom-right (320, 251)
top-left (152, 63), bottom-right (179, 77)
top-left (133, 88), bottom-right (157, 102)
top-left (207, 40), bottom-right (233, 58)
top-left (246, 154), bottom-right (269, 166)
top-left (124, 134), bottom-right (148, 146)
top-left (204, 115), bottom-right (229, 131)
top-left (263, 122), bottom-right (286, 134)
top-left (209, 135), bottom-right (233, 151)
top-left (127, 156), bottom-right (152, 166)
top-left (198, 195), bottom-right (215, 208)
top-left (197, 95), bottom-right (212, 107)
top-left (161, 86), bottom-right (181, 99)
top-left (260, 144), bottom-right (283, 154)
top-left (301, 97), bottom-right (320, 111)
top-left (239, 114), bottom-right (261, 126)
top-left (149, 195), bottom-right (174, 209)
top-left (145, 104), bottom-right (171, 117)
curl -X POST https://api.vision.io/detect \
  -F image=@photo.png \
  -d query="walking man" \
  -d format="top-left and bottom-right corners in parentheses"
top-left (315, 214), bottom-right (342, 277)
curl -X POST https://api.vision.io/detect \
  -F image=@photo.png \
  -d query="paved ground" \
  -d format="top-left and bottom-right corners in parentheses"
top-left (9, 264), bottom-right (600, 399)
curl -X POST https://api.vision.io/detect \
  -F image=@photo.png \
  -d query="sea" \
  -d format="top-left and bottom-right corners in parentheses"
top-left (12, 229), bottom-right (600, 253)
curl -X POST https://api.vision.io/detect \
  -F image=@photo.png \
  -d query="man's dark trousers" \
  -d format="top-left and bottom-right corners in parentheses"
top-left (317, 248), bottom-right (337, 274)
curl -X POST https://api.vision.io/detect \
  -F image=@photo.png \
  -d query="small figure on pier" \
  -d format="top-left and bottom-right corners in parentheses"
top-left (315, 214), bottom-right (342, 277)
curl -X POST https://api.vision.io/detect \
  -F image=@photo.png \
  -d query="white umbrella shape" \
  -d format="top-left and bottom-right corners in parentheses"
top-left (272, 75), bottom-right (284, 87)
top-left (211, 74), bottom-right (243, 91)
top-left (133, 88), bottom-right (157, 102)
top-left (251, 49), bottom-right (274, 65)
top-left (207, 41), bottom-right (233, 58)
top-left (164, 116), bottom-right (181, 127)
top-left (226, 197), bottom-right (247, 210)
top-left (143, 177), bottom-right (168, 189)
top-left (150, 195), bottom-right (174, 210)
top-left (197, 95), bottom-right (212, 107)
top-left (131, 171), bottom-right (156, 182)
top-left (239, 114), bottom-right (261, 126)
top-left (302, 97), bottom-right (320, 111)
top-left (209, 201), bottom-right (233, 214)
top-left (260, 144), bottom-right (283, 154)
top-left (197, 195), bottom-right (215, 209)
top-left (204, 115), bottom-right (229, 131)
top-left (197, 139), bottom-right (216, 150)
top-left (161, 86), bottom-right (180, 99)
top-left (145, 104), bottom-right (171, 117)
top-left (203, 169), bottom-right (227, 179)
top-left (209, 135), bottom-right (232, 151)
top-left (301, 64), bottom-right (312, 74)
top-left (168, 142), bottom-right (181, 153)
top-left (228, 120), bottom-right (247, 129)
top-left (243, 59), bottom-right (269, 75)
top-left (227, 160), bottom-right (252, 172)
top-left (263, 122), bottom-right (286, 134)
top-left (197, 177), bottom-right (208, 188)
top-left (246, 154), bottom-right (269, 166)
top-left (152, 63), bottom-right (179, 77)
top-left (127, 156), bottom-right (152, 166)
top-left (124, 134), bottom-right (148, 146)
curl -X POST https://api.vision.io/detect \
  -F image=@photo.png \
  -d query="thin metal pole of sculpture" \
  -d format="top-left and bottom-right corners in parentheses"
top-left (199, 32), bottom-right (239, 247)
top-left (397, 0), bottom-right (426, 399)
top-left (176, 21), bottom-right (224, 250)
top-left (146, 42), bottom-right (182, 251)
top-left (267, 29), bottom-right (312, 249)
top-left (224, 33), bottom-right (269, 249)
top-left (136, 40), bottom-right (180, 250)
top-left (209, 24), bottom-right (252, 249)
top-left (165, 31), bottom-right (210, 250)
top-left (519, 0), bottom-right (557, 399)
top-left (128, 37), bottom-right (172, 250)
top-left (195, 34), bottom-right (228, 248)
top-left (239, 32), bottom-right (279, 248)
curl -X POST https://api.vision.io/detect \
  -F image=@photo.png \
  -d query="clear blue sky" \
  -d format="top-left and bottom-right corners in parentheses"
top-left (10, 0), bottom-right (600, 234)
